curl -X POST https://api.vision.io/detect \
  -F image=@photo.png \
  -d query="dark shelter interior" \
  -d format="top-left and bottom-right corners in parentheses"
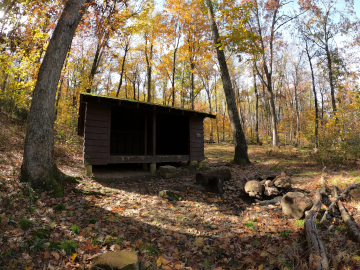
top-left (110, 107), bottom-right (189, 156)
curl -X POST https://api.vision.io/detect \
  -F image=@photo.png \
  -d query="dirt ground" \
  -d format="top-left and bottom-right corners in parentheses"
top-left (1, 112), bottom-right (360, 270)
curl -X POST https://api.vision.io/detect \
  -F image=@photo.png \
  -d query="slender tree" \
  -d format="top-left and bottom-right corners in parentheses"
top-left (205, 0), bottom-right (250, 164)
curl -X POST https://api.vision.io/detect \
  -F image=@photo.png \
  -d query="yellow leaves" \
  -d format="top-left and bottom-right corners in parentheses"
top-left (156, 255), bottom-right (170, 267)
top-left (71, 253), bottom-right (77, 262)
top-left (258, 265), bottom-right (264, 270)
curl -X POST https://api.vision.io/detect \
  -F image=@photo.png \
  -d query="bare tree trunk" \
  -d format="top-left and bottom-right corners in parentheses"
top-left (144, 35), bottom-right (153, 102)
top-left (87, 42), bottom-right (102, 93)
top-left (325, 43), bottom-right (336, 114)
top-left (171, 48), bottom-right (178, 106)
top-left (294, 84), bottom-right (300, 147)
top-left (190, 62), bottom-right (195, 110)
top-left (20, 0), bottom-right (87, 197)
top-left (116, 43), bottom-right (129, 97)
top-left (305, 42), bottom-right (319, 147)
top-left (215, 75), bottom-right (220, 143)
top-left (206, 0), bottom-right (250, 164)
top-left (253, 69), bottom-right (260, 144)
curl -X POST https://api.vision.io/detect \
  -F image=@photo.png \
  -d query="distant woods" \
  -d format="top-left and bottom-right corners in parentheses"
top-left (0, 0), bottom-right (360, 161)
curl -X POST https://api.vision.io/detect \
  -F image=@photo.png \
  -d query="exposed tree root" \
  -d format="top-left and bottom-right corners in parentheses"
top-left (304, 190), bottom-right (329, 270)
top-left (333, 185), bottom-right (360, 243)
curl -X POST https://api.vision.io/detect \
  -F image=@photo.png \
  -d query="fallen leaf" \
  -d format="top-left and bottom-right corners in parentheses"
top-left (43, 250), bottom-right (51, 259)
top-left (71, 253), bottom-right (77, 262)
top-left (52, 252), bottom-right (60, 260)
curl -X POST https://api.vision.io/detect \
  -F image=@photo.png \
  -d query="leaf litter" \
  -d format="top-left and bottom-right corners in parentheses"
top-left (1, 115), bottom-right (360, 269)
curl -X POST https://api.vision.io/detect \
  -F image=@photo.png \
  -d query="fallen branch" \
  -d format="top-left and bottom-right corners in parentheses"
top-left (320, 185), bottom-right (357, 224)
top-left (304, 190), bottom-right (329, 270)
top-left (334, 186), bottom-right (360, 243)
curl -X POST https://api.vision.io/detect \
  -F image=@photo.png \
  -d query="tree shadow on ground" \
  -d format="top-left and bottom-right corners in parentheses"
top-left (1, 172), bottom-right (360, 270)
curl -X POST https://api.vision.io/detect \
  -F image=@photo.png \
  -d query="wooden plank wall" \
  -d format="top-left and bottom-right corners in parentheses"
top-left (84, 101), bottom-right (111, 165)
top-left (189, 116), bottom-right (204, 161)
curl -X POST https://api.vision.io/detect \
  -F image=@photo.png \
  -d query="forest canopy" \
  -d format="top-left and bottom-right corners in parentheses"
top-left (0, 0), bottom-right (359, 160)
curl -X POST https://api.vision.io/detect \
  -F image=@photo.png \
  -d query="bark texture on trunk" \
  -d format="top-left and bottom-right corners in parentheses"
top-left (206, 0), bottom-right (249, 164)
top-left (20, 0), bottom-right (87, 197)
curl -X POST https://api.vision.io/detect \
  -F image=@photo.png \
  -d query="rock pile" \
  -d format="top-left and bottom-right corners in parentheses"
top-left (243, 172), bottom-right (291, 198)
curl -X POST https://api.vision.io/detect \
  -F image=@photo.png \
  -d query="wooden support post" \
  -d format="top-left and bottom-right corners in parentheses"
top-left (153, 111), bottom-right (156, 156)
top-left (142, 163), bottom-right (148, 170)
top-left (150, 163), bottom-right (156, 175)
top-left (144, 114), bottom-right (147, 155)
top-left (197, 160), bottom-right (203, 169)
top-left (85, 165), bottom-right (93, 177)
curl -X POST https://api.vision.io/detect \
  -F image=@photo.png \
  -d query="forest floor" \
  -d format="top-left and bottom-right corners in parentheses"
top-left (1, 112), bottom-right (360, 270)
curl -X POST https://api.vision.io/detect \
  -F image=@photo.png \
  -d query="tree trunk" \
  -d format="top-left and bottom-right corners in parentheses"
top-left (144, 35), bottom-right (153, 102)
top-left (325, 43), bottom-right (336, 114)
top-left (20, 0), bottom-right (87, 197)
top-left (116, 43), bottom-right (129, 97)
top-left (254, 70), bottom-right (260, 144)
top-left (87, 42), bottom-right (102, 93)
top-left (190, 62), bottom-right (195, 110)
top-left (294, 84), bottom-right (300, 147)
top-left (305, 42), bottom-right (319, 147)
top-left (205, 0), bottom-right (250, 164)
top-left (171, 47), bottom-right (178, 107)
top-left (268, 88), bottom-right (279, 147)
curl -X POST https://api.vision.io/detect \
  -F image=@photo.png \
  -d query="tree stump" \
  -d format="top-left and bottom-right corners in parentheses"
top-left (195, 169), bottom-right (231, 194)
top-left (195, 169), bottom-right (231, 185)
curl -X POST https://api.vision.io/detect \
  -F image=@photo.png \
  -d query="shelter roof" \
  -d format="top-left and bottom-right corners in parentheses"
top-left (80, 93), bottom-right (216, 119)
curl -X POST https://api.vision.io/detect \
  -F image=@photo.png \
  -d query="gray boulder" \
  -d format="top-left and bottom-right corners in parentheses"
top-left (159, 166), bottom-right (177, 179)
top-left (245, 180), bottom-right (264, 198)
top-left (159, 190), bottom-right (182, 202)
top-left (274, 176), bottom-right (291, 189)
top-left (159, 165), bottom-right (176, 173)
top-left (91, 251), bottom-right (139, 270)
top-left (281, 192), bottom-right (313, 219)
top-left (264, 186), bottom-right (279, 196)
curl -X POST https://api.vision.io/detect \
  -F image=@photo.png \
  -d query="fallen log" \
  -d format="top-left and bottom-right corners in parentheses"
top-left (304, 190), bottom-right (329, 270)
top-left (334, 186), bottom-right (360, 243)
top-left (320, 184), bottom-right (357, 224)
top-left (195, 169), bottom-right (231, 185)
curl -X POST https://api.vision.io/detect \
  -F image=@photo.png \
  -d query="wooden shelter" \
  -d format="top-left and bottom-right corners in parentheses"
top-left (78, 93), bottom-right (216, 175)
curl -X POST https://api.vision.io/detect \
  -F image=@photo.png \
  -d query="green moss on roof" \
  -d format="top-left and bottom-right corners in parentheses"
top-left (81, 92), bottom-right (216, 116)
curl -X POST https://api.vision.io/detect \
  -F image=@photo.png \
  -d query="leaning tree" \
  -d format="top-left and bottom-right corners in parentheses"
top-left (20, 0), bottom-right (90, 197)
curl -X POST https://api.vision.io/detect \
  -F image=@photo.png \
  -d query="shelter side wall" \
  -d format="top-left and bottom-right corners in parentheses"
top-left (84, 102), bottom-right (111, 165)
top-left (189, 116), bottom-right (204, 161)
